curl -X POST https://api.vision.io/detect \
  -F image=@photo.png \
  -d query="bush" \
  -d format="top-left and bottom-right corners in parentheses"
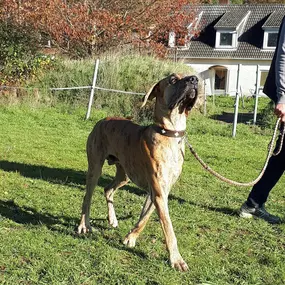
top-left (258, 100), bottom-right (276, 129)
top-left (0, 21), bottom-right (53, 85)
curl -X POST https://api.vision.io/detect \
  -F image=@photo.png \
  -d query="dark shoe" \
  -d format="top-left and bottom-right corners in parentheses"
top-left (239, 200), bottom-right (281, 224)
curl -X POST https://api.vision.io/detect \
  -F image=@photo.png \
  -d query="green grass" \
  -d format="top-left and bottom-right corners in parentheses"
top-left (0, 98), bottom-right (285, 285)
top-left (24, 55), bottom-right (194, 110)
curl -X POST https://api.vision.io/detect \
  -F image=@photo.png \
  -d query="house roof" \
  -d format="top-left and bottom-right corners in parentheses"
top-left (172, 4), bottom-right (285, 60)
top-left (214, 10), bottom-right (249, 29)
top-left (263, 11), bottom-right (284, 28)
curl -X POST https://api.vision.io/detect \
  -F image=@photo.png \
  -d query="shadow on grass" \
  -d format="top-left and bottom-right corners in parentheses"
top-left (0, 160), bottom-right (143, 195)
top-left (168, 194), bottom-right (238, 217)
top-left (0, 199), bottom-right (78, 229)
top-left (210, 111), bottom-right (261, 124)
top-left (0, 160), bottom-right (86, 188)
top-left (0, 199), bottom-right (148, 258)
top-left (0, 160), bottom-right (238, 217)
top-left (0, 199), bottom-right (133, 231)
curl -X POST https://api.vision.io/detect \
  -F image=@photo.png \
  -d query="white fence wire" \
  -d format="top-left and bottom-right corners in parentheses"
top-left (0, 59), bottom-right (146, 120)
top-left (0, 60), bottom-right (267, 136)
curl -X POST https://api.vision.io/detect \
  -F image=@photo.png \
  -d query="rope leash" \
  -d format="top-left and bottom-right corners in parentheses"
top-left (185, 118), bottom-right (283, 187)
top-left (272, 121), bottom-right (285, 156)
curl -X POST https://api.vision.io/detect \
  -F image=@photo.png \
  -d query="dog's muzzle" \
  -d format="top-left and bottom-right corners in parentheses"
top-left (184, 76), bottom-right (198, 98)
top-left (167, 75), bottom-right (199, 112)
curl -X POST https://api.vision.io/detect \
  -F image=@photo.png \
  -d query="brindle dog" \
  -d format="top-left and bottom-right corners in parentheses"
top-left (78, 74), bottom-right (198, 271)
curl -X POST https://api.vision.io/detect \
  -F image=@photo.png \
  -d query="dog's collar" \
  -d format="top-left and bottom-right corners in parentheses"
top-left (151, 125), bottom-right (185, 138)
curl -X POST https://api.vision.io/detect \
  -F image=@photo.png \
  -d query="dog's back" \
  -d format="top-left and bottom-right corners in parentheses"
top-left (88, 117), bottom-right (147, 159)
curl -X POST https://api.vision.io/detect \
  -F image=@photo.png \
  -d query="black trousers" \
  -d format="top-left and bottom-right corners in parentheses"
top-left (248, 124), bottom-right (285, 205)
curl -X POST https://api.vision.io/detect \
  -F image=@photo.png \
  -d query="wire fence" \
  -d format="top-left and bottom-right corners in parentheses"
top-left (0, 59), bottom-right (146, 120)
top-left (0, 84), bottom-right (145, 94)
top-left (0, 60), bottom-right (271, 137)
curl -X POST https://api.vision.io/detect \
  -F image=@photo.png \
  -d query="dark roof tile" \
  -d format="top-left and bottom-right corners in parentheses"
top-left (171, 4), bottom-right (285, 60)
top-left (263, 11), bottom-right (284, 28)
top-left (214, 10), bottom-right (249, 29)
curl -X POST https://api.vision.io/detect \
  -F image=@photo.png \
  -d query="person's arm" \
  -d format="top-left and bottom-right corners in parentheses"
top-left (275, 19), bottom-right (285, 121)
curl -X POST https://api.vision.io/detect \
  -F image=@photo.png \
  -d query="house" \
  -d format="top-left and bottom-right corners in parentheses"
top-left (169, 4), bottom-right (285, 97)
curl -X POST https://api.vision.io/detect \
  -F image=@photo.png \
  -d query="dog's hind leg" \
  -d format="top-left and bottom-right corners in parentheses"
top-left (123, 195), bottom-right (155, 247)
top-left (104, 163), bottom-right (129, 228)
top-left (78, 156), bottom-right (104, 234)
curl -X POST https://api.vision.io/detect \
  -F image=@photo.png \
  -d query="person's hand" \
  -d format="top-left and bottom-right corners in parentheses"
top-left (274, 103), bottom-right (285, 122)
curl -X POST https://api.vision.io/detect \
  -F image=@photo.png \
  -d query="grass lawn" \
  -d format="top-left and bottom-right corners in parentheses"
top-left (0, 97), bottom-right (285, 285)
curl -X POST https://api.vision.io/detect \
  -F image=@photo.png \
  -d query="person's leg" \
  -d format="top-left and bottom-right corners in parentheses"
top-left (240, 128), bottom-right (285, 223)
top-left (248, 153), bottom-right (284, 205)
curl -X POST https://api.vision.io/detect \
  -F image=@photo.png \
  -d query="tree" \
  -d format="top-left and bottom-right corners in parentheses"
top-left (0, 0), bottom-right (201, 57)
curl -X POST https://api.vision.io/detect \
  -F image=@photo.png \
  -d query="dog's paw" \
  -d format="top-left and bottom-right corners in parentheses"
top-left (123, 234), bottom-right (137, 248)
top-left (77, 224), bottom-right (92, 234)
top-left (171, 258), bottom-right (189, 272)
top-left (108, 214), bottom-right (118, 228)
top-left (109, 219), bottom-right (118, 228)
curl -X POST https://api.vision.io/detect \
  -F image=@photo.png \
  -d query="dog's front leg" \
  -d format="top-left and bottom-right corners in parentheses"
top-left (154, 194), bottom-right (188, 272)
top-left (123, 195), bottom-right (155, 247)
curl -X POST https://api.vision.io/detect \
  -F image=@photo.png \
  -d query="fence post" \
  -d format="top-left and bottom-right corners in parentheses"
top-left (253, 65), bottom-right (260, 125)
top-left (203, 80), bottom-right (207, 116)
top-left (232, 64), bottom-right (241, 137)
top-left (85, 59), bottom-right (100, 120)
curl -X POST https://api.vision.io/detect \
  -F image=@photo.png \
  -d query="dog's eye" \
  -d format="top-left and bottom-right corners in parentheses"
top-left (169, 76), bottom-right (178, 85)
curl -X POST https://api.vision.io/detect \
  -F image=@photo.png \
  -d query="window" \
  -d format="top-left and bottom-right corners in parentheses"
top-left (260, 71), bottom-right (268, 87)
top-left (209, 65), bottom-right (228, 94)
top-left (263, 31), bottom-right (278, 49)
top-left (267, 32), bottom-right (278, 47)
top-left (215, 31), bottom-right (237, 49)
top-left (220, 33), bottom-right (233, 46)
top-left (168, 30), bottom-right (190, 48)
top-left (168, 32), bottom-right (176, 47)
top-left (215, 69), bottom-right (227, 90)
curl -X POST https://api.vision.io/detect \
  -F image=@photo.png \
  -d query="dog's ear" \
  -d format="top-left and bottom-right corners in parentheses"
top-left (141, 83), bottom-right (159, 108)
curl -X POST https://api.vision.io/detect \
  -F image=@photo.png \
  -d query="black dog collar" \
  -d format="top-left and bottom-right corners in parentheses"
top-left (151, 125), bottom-right (185, 138)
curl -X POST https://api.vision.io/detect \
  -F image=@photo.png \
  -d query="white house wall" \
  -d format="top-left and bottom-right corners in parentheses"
top-left (183, 58), bottom-right (272, 96)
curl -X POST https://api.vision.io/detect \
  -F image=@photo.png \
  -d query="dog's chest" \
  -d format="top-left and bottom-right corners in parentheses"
top-left (127, 136), bottom-right (185, 190)
top-left (157, 138), bottom-right (185, 185)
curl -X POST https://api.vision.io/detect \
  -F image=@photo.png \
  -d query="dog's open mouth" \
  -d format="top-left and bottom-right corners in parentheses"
top-left (168, 75), bottom-right (198, 113)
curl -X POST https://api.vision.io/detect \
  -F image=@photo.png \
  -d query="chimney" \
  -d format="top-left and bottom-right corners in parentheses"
top-left (218, 0), bottom-right (230, 4)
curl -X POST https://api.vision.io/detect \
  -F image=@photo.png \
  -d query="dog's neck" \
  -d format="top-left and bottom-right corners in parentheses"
top-left (154, 107), bottom-right (186, 132)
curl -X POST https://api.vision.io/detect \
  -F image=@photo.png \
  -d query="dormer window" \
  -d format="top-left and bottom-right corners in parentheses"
top-left (268, 32), bottom-right (278, 47)
top-left (262, 11), bottom-right (281, 50)
top-left (220, 32), bottom-right (233, 46)
top-left (215, 30), bottom-right (237, 49)
top-left (263, 31), bottom-right (278, 49)
top-left (168, 31), bottom-right (176, 48)
top-left (168, 12), bottom-right (202, 49)
top-left (214, 10), bottom-right (250, 50)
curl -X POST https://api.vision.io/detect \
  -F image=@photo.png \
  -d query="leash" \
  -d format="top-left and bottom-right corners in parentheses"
top-left (272, 120), bottom-right (284, 156)
top-left (185, 118), bottom-right (284, 187)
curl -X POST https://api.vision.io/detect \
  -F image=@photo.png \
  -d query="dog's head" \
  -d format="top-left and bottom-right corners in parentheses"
top-left (141, 73), bottom-right (199, 114)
